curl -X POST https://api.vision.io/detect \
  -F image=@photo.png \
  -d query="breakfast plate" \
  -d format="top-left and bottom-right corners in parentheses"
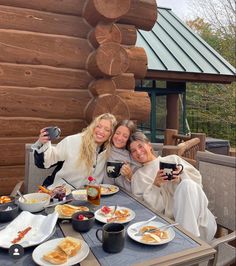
top-left (32, 238), bottom-right (89, 266)
top-left (95, 206), bottom-right (135, 224)
top-left (55, 204), bottom-right (89, 219)
top-left (127, 221), bottom-right (175, 245)
top-left (100, 184), bottom-right (119, 196)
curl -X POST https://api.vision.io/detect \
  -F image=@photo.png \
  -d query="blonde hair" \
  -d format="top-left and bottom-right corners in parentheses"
top-left (78, 113), bottom-right (117, 173)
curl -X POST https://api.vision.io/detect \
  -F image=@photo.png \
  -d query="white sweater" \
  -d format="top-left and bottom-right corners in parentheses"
top-left (33, 133), bottom-right (107, 189)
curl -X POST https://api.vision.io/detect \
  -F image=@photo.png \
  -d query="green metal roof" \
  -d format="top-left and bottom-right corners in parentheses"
top-left (137, 7), bottom-right (236, 83)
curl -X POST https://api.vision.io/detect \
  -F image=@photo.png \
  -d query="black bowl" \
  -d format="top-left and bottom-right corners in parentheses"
top-left (72, 211), bottom-right (95, 232)
top-left (0, 202), bottom-right (19, 222)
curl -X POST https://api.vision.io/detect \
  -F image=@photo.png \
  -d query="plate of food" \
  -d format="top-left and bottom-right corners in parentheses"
top-left (32, 237), bottom-right (89, 266)
top-left (127, 221), bottom-right (175, 245)
top-left (55, 204), bottom-right (89, 219)
top-left (95, 205), bottom-right (135, 224)
top-left (38, 184), bottom-right (72, 198)
top-left (100, 184), bottom-right (119, 196)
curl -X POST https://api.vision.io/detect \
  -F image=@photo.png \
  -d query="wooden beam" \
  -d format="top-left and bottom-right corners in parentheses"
top-left (0, 5), bottom-right (91, 38)
top-left (0, 63), bottom-right (93, 89)
top-left (0, 0), bottom-right (87, 16)
top-left (0, 29), bottom-right (93, 69)
top-left (0, 86), bottom-right (91, 119)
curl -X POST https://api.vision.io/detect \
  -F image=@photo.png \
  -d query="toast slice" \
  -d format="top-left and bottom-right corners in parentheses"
top-left (58, 236), bottom-right (81, 257)
top-left (43, 247), bottom-right (68, 264)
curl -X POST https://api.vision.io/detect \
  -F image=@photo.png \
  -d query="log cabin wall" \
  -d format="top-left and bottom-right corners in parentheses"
top-left (0, 0), bottom-right (157, 194)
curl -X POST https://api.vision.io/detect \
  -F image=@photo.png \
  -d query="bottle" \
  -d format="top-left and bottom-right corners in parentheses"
top-left (87, 176), bottom-right (101, 206)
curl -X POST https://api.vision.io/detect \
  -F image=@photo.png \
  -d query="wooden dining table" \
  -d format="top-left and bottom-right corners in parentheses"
top-left (0, 187), bottom-right (216, 266)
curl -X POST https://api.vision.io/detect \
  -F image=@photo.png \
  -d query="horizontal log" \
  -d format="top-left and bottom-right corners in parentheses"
top-left (126, 46), bottom-right (148, 78)
top-left (0, 63), bottom-right (93, 89)
top-left (0, 5), bottom-right (91, 38)
top-left (112, 73), bottom-right (135, 90)
top-left (89, 22), bottom-right (137, 48)
top-left (0, 117), bottom-right (87, 137)
top-left (0, 29), bottom-right (93, 69)
top-left (0, 0), bottom-right (87, 16)
top-left (83, 0), bottom-right (131, 26)
top-left (0, 86), bottom-right (91, 119)
top-left (0, 166), bottom-right (24, 195)
top-left (119, 0), bottom-right (157, 31)
top-left (87, 42), bottom-right (129, 77)
top-left (88, 79), bottom-right (116, 96)
top-left (117, 91), bottom-right (150, 122)
top-left (85, 94), bottom-right (130, 122)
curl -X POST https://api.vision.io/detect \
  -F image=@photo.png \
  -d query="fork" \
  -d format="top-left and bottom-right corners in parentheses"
top-left (131, 215), bottom-right (157, 233)
top-left (134, 222), bottom-right (179, 236)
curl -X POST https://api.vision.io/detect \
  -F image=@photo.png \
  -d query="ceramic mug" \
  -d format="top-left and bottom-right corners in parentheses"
top-left (106, 161), bottom-right (124, 178)
top-left (96, 223), bottom-right (125, 253)
top-left (159, 162), bottom-right (184, 180)
top-left (45, 126), bottom-right (61, 140)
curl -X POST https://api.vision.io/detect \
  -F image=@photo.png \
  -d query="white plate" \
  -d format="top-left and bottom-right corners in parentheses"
top-left (127, 221), bottom-right (175, 245)
top-left (100, 184), bottom-right (119, 196)
top-left (47, 185), bottom-right (72, 196)
top-left (95, 206), bottom-right (135, 224)
top-left (54, 204), bottom-right (89, 219)
top-left (32, 238), bottom-right (89, 266)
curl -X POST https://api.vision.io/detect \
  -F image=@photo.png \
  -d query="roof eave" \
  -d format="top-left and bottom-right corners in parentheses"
top-left (146, 70), bottom-right (236, 84)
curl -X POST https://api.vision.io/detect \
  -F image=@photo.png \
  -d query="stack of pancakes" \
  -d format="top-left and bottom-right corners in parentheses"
top-left (43, 236), bottom-right (81, 264)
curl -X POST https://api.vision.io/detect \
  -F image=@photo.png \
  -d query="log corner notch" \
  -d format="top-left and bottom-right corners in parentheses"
top-left (83, 0), bottom-right (157, 122)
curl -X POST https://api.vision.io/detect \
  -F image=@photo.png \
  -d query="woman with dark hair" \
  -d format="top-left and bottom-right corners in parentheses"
top-left (32, 113), bottom-right (117, 189)
top-left (103, 120), bottom-right (140, 190)
top-left (127, 131), bottom-right (217, 241)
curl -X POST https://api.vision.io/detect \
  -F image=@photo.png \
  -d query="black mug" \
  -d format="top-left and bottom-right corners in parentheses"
top-left (160, 162), bottom-right (184, 180)
top-left (96, 223), bottom-right (125, 253)
top-left (45, 126), bottom-right (61, 140)
top-left (106, 161), bottom-right (124, 178)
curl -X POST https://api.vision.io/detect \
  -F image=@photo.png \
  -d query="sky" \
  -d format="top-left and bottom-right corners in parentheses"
top-left (156, 0), bottom-right (190, 19)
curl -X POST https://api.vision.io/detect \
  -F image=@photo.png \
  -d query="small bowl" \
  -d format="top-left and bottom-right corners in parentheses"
top-left (72, 211), bottom-right (95, 232)
top-left (18, 192), bottom-right (50, 213)
top-left (0, 202), bottom-right (19, 222)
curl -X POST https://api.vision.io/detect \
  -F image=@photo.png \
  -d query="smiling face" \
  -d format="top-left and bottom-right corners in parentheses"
top-left (112, 125), bottom-right (130, 149)
top-left (93, 119), bottom-right (112, 145)
top-left (130, 140), bottom-right (155, 164)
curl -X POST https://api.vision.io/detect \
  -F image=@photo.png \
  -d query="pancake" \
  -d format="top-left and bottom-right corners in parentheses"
top-left (43, 247), bottom-right (68, 265)
top-left (58, 237), bottom-right (81, 257)
top-left (55, 204), bottom-right (89, 218)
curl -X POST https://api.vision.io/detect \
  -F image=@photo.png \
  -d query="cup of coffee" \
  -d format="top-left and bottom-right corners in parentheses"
top-left (160, 162), bottom-right (184, 180)
top-left (106, 161), bottom-right (124, 178)
top-left (45, 126), bottom-right (61, 140)
top-left (96, 223), bottom-right (125, 253)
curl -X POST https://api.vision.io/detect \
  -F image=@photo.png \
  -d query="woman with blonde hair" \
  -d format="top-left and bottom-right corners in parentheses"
top-left (32, 113), bottom-right (117, 189)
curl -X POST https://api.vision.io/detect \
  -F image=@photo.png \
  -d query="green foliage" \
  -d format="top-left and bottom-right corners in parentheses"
top-left (186, 11), bottom-right (236, 148)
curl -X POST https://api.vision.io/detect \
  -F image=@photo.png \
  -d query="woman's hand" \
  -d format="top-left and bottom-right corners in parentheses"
top-left (153, 169), bottom-right (168, 187)
top-left (171, 167), bottom-right (182, 184)
top-left (120, 163), bottom-right (132, 182)
top-left (38, 128), bottom-right (50, 144)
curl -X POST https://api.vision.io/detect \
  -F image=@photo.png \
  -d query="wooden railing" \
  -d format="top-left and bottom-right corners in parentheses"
top-left (162, 129), bottom-right (206, 167)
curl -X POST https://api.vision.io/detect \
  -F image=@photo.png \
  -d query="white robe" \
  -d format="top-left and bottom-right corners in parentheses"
top-left (131, 155), bottom-right (217, 241)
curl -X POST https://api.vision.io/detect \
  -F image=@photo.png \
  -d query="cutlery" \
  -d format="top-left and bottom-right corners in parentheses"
top-left (131, 215), bottom-right (157, 233)
top-left (17, 190), bottom-right (27, 201)
top-left (61, 178), bottom-right (77, 190)
top-left (134, 222), bottom-right (179, 236)
top-left (44, 199), bottom-right (73, 209)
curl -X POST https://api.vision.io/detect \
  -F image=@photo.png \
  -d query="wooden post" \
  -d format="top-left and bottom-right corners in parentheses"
top-left (164, 129), bottom-right (178, 145)
top-left (191, 133), bottom-right (206, 151)
top-left (166, 94), bottom-right (179, 130)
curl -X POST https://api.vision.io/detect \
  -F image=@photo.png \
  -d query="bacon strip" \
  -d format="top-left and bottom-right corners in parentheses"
top-left (11, 226), bottom-right (32, 244)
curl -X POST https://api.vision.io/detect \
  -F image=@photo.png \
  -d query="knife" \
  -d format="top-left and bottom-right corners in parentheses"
top-left (134, 223), bottom-right (179, 236)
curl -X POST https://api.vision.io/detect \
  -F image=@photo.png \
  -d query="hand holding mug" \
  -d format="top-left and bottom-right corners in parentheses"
top-left (39, 126), bottom-right (61, 144)
top-left (153, 169), bottom-right (168, 187)
top-left (120, 163), bottom-right (132, 181)
top-left (159, 162), bottom-right (184, 181)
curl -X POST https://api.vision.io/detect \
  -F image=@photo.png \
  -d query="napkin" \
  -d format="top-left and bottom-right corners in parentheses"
top-left (0, 211), bottom-right (58, 248)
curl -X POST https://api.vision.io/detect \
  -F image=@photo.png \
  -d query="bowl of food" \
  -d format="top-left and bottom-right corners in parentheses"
top-left (0, 202), bottom-right (19, 222)
top-left (18, 192), bottom-right (50, 213)
top-left (72, 211), bottom-right (95, 232)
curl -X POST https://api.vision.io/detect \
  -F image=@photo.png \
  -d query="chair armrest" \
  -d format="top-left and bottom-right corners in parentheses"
top-left (210, 231), bottom-right (236, 247)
